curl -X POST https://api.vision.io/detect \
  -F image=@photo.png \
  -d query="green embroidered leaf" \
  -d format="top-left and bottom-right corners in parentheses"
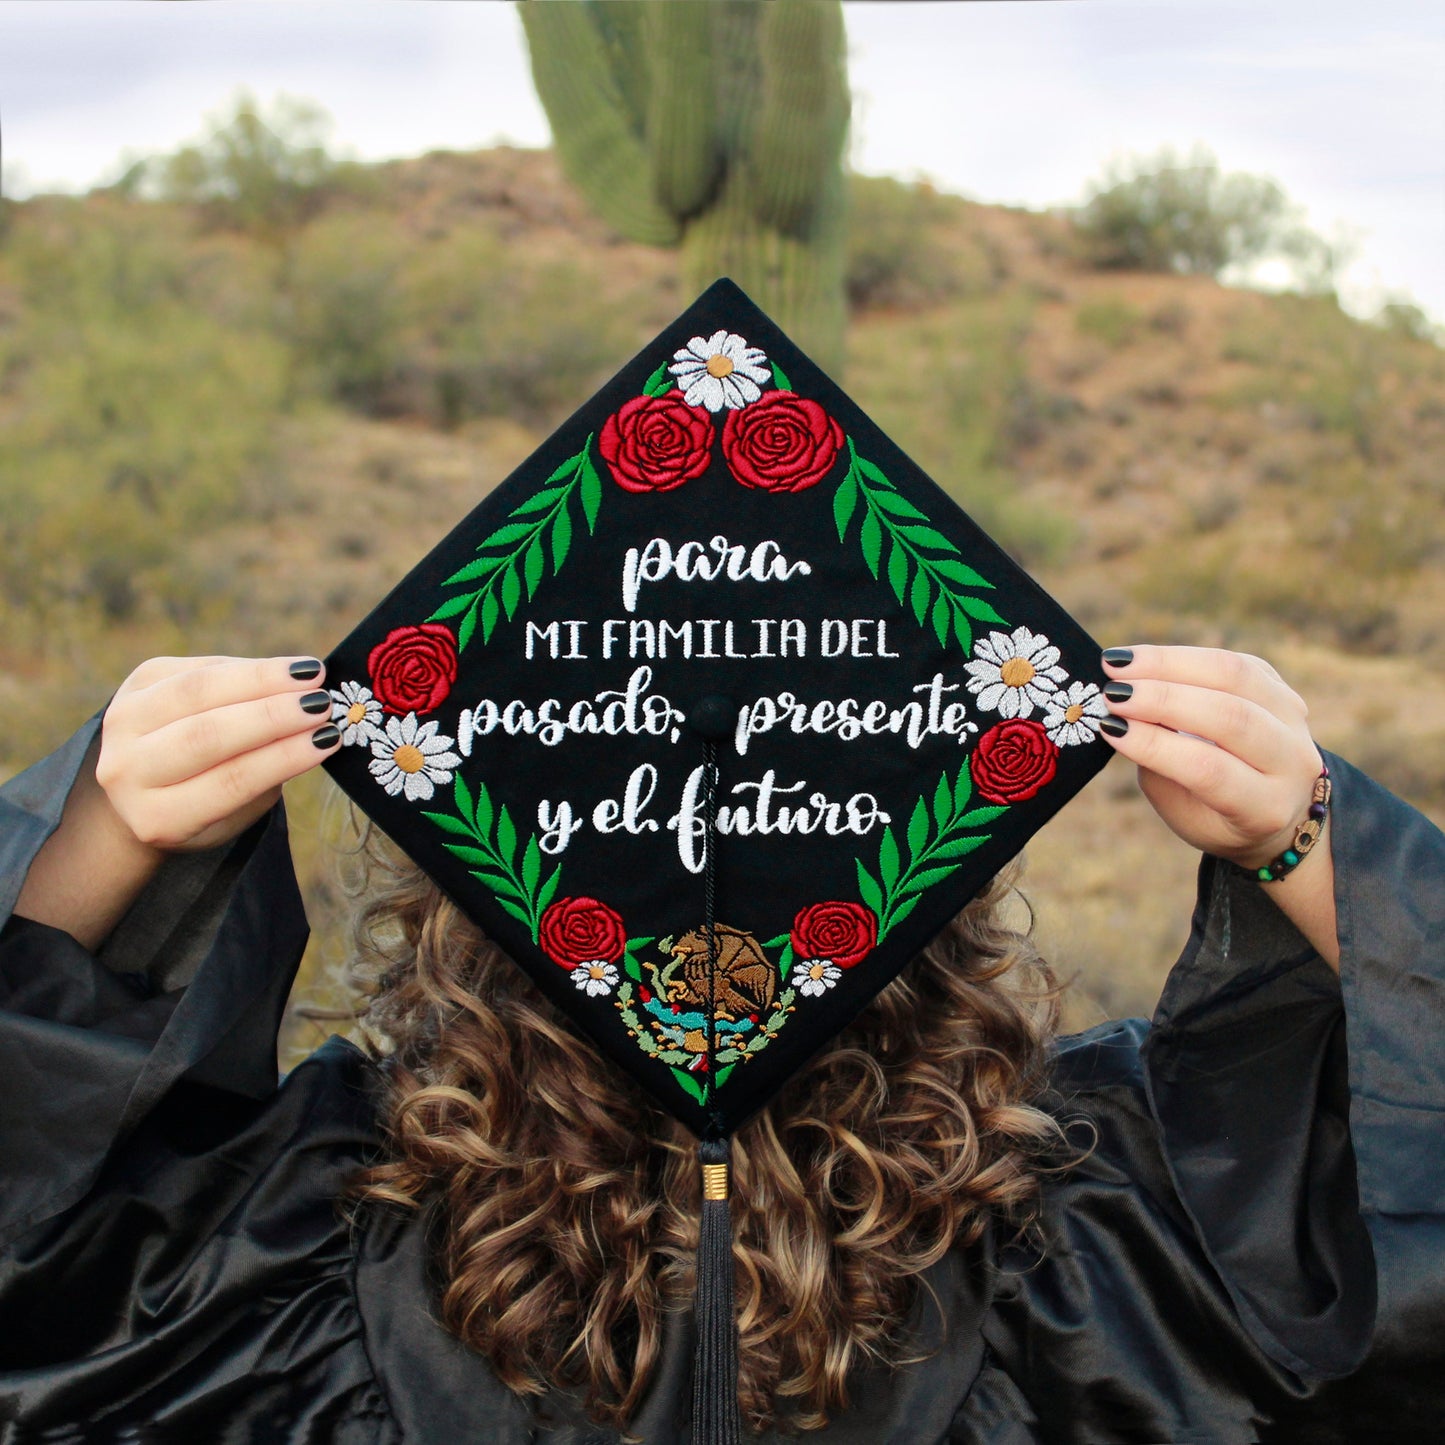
top-left (931, 591), bottom-right (950, 649)
top-left (523, 534), bottom-right (545, 600)
top-left (623, 953), bottom-right (643, 982)
top-left (886, 535), bottom-right (908, 604)
top-left (495, 895), bottom-right (533, 927)
top-left (952, 605), bottom-right (973, 654)
top-left (859, 508), bottom-right (883, 579)
top-left (472, 780), bottom-right (494, 836)
top-left (872, 489), bottom-right (930, 522)
top-left (763, 933), bottom-right (791, 951)
top-left (906, 796), bottom-right (930, 859)
top-left (544, 451), bottom-right (583, 485)
top-left (427, 590), bottom-right (478, 623)
top-left (854, 454), bottom-right (894, 488)
top-left (855, 859), bottom-right (884, 917)
top-left (643, 362), bottom-right (672, 397)
top-left (501, 560), bottom-right (522, 619)
top-left (953, 767), bottom-right (973, 812)
top-left (900, 523), bottom-right (961, 555)
top-left (771, 360), bottom-right (792, 392)
top-left (551, 505), bottom-right (572, 571)
top-left (458, 595), bottom-right (481, 650)
top-left (932, 557), bottom-right (994, 589)
top-left (443, 843), bottom-right (494, 868)
top-left (910, 565), bottom-right (931, 625)
top-left (421, 811), bottom-right (475, 837)
top-left (903, 862), bottom-right (962, 893)
top-left (672, 1068), bottom-right (707, 1105)
top-left (627, 935), bottom-right (657, 954)
top-left (521, 836), bottom-right (541, 894)
top-left (832, 468), bottom-right (858, 542)
top-left (471, 869), bottom-right (522, 899)
top-left (714, 1063), bottom-right (737, 1090)
top-left (887, 893), bottom-right (921, 930)
top-left (929, 833), bottom-right (990, 861)
top-left (508, 484), bottom-right (569, 518)
top-left (777, 940), bottom-right (795, 976)
top-left (453, 775), bottom-right (475, 826)
top-left (442, 553), bottom-right (507, 587)
top-left (579, 446), bottom-right (602, 533)
top-left (956, 594), bottom-right (1007, 626)
top-left (475, 520), bottom-right (537, 552)
top-left (496, 805), bottom-right (517, 867)
top-left (879, 825), bottom-right (900, 889)
top-left (933, 772), bottom-right (952, 833)
top-left (536, 863), bottom-right (562, 915)
top-left (480, 588), bottom-right (501, 643)
top-left (958, 805), bottom-right (1009, 827)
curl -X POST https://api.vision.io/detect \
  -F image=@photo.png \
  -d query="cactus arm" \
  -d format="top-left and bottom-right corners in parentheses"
top-left (518, 3), bottom-right (680, 247)
top-left (749, 2), bottom-right (850, 239)
top-left (642, 2), bottom-right (723, 220)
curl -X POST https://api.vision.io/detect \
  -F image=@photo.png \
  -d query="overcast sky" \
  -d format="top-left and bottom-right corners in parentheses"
top-left (1, 0), bottom-right (1441, 322)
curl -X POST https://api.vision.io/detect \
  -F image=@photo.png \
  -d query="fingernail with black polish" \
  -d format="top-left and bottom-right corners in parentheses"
top-left (1099, 715), bottom-right (1129, 737)
top-left (312, 724), bottom-right (341, 749)
top-left (1103, 680), bottom-right (1133, 703)
top-left (300, 690), bottom-right (332, 715)
top-left (1102, 647), bottom-right (1134, 668)
top-left (289, 658), bottom-right (323, 680)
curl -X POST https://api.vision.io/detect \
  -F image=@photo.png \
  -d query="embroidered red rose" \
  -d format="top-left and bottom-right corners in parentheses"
top-left (598, 392), bottom-right (714, 493)
top-left (721, 391), bottom-right (844, 493)
top-left (790, 900), bottom-right (878, 970)
top-left (539, 896), bottom-right (627, 969)
top-left (970, 719), bottom-right (1059, 804)
top-left (367, 623), bottom-right (458, 715)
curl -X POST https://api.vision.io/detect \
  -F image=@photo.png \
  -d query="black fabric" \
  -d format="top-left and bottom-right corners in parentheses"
top-left (320, 278), bottom-right (1113, 1136)
top-left (2, 727), bottom-right (1443, 1442)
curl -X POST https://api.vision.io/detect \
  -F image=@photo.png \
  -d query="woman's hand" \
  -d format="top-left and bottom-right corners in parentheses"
top-left (96, 654), bottom-right (342, 852)
top-left (15, 655), bottom-right (342, 950)
top-left (1097, 644), bottom-right (1339, 970)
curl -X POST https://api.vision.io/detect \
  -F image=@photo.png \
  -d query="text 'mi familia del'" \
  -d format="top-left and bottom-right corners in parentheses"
top-left (323, 280), bottom-right (1112, 1133)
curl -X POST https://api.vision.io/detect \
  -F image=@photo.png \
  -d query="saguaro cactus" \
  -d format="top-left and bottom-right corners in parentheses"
top-left (520, 0), bottom-right (850, 372)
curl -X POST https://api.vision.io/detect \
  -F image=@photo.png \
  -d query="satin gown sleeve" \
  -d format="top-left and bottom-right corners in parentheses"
top-left (953, 749), bottom-right (1445, 1443)
top-left (0, 717), bottom-right (397, 1441)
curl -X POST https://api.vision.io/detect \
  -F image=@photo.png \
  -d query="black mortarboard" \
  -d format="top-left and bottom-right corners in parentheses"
top-left (322, 279), bottom-right (1111, 1439)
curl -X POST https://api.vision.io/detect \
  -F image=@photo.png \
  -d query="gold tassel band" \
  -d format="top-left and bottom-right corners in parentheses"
top-left (701, 1161), bottom-right (730, 1201)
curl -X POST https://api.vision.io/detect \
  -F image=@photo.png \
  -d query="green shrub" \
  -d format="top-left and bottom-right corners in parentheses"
top-left (1074, 145), bottom-right (1320, 278)
top-left (845, 174), bottom-right (960, 311)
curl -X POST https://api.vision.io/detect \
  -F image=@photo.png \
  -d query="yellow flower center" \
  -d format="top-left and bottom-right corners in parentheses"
top-left (1064, 702), bottom-right (1085, 724)
top-left (587, 963), bottom-right (607, 979)
top-left (346, 701), bottom-right (368, 724)
top-left (706, 353), bottom-right (735, 378)
top-left (1000, 657), bottom-right (1036, 688)
top-left (808, 962), bottom-right (828, 981)
top-left (393, 744), bottom-right (425, 774)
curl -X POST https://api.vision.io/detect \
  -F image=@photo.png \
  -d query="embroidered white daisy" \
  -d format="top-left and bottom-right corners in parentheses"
top-left (329, 680), bottom-right (383, 746)
top-left (789, 959), bottom-right (842, 998)
top-left (368, 713), bottom-right (462, 802)
top-left (669, 330), bottom-right (771, 412)
top-left (1043, 681), bottom-right (1108, 746)
top-left (964, 626), bottom-right (1068, 719)
top-left (572, 960), bottom-right (619, 997)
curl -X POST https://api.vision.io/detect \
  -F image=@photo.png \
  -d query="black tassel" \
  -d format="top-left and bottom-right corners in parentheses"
top-left (692, 1135), bottom-right (743, 1444)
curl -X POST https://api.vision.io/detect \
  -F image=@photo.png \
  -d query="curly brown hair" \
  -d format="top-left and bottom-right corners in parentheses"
top-left (345, 828), bottom-right (1069, 1435)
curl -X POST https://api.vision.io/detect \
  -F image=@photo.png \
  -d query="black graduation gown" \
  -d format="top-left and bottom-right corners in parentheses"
top-left (1, 716), bottom-right (1442, 1444)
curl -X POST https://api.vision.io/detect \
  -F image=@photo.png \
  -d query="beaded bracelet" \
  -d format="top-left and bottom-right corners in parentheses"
top-left (1234, 765), bottom-right (1332, 883)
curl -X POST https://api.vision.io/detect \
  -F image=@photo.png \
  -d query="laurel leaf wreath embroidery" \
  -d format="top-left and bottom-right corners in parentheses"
top-left (421, 774), bottom-right (562, 940)
top-left (428, 437), bottom-right (602, 651)
top-left (832, 437), bottom-right (1007, 655)
top-left (854, 761), bottom-right (1009, 941)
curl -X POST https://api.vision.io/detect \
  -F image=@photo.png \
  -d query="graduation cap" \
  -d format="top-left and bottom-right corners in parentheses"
top-left (323, 279), bottom-right (1111, 1441)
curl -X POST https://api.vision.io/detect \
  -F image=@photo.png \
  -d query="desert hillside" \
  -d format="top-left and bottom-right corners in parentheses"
top-left (2, 147), bottom-right (1441, 1058)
